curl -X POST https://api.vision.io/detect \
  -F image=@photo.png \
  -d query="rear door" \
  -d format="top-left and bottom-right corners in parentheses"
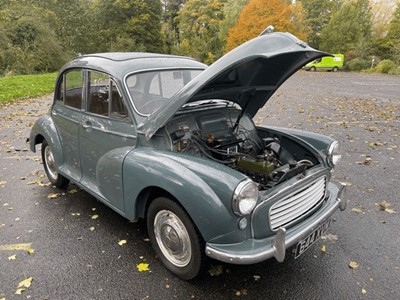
top-left (52, 69), bottom-right (84, 182)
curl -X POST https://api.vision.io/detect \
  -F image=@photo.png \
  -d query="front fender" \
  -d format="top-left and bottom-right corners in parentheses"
top-left (123, 148), bottom-right (249, 243)
top-left (264, 126), bottom-right (335, 155)
top-left (29, 115), bottom-right (63, 167)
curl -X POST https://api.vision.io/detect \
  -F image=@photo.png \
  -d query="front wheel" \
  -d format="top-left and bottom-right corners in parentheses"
top-left (147, 197), bottom-right (203, 280)
top-left (332, 66), bottom-right (338, 72)
top-left (310, 66), bottom-right (316, 72)
top-left (41, 140), bottom-right (69, 188)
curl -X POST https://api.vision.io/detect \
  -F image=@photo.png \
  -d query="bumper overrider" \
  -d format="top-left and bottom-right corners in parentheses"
top-left (205, 182), bottom-right (347, 264)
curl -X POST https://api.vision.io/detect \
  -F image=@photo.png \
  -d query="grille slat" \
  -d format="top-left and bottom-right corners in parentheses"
top-left (269, 177), bottom-right (326, 230)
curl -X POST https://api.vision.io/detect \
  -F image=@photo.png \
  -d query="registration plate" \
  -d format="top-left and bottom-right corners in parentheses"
top-left (294, 218), bottom-right (332, 259)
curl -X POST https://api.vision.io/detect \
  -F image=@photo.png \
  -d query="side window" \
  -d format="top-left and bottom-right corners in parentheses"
top-left (110, 81), bottom-right (129, 119)
top-left (88, 71), bottom-right (129, 120)
top-left (64, 70), bottom-right (83, 109)
top-left (88, 71), bottom-right (109, 116)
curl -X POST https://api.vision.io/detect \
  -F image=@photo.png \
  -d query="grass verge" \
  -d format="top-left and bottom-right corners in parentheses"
top-left (0, 73), bottom-right (57, 105)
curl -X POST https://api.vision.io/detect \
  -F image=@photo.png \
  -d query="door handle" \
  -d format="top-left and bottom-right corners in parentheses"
top-left (82, 121), bottom-right (92, 129)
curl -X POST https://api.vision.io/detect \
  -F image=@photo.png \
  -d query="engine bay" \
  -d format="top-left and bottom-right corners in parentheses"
top-left (164, 105), bottom-right (318, 190)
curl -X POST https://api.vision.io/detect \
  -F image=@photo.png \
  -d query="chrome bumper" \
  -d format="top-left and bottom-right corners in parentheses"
top-left (205, 182), bottom-right (346, 264)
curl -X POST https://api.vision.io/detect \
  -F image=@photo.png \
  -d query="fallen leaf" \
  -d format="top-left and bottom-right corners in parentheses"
top-left (27, 248), bottom-right (35, 254)
top-left (253, 275), bottom-right (261, 281)
top-left (368, 141), bottom-right (383, 148)
top-left (349, 261), bottom-right (359, 269)
top-left (118, 239), bottom-right (127, 246)
top-left (324, 234), bottom-right (338, 243)
top-left (47, 192), bottom-right (61, 199)
top-left (71, 212), bottom-right (81, 217)
top-left (68, 188), bottom-right (78, 194)
top-left (91, 214), bottom-right (99, 220)
top-left (136, 263), bottom-right (150, 272)
top-left (361, 288), bottom-right (367, 294)
top-left (18, 277), bottom-right (32, 288)
top-left (351, 207), bottom-right (364, 214)
top-left (8, 254), bottom-right (16, 260)
top-left (208, 265), bottom-right (224, 276)
top-left (89, 226), bottom-right (95, 231)
top-left (378, 200), bottom-right (391, 210)
top-left (385, 208), bottom-right (395, 214)
top-left (15, 288), bottom-right (25, 295)
top-left (321, 244), bottom-right (327, 253)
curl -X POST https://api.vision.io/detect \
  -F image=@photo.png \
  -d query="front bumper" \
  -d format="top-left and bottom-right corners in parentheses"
top-left (205, 182), bottom-right (346, 264)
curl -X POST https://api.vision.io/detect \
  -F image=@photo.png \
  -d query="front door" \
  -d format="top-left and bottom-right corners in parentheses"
top-left (79, 71), bottom-right (136, 213)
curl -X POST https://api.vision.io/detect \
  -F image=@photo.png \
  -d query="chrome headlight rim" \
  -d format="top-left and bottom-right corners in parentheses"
top-left (232, 179), bottom-right (258, 216)
top-left (328, 140), bottom-right (341, 167)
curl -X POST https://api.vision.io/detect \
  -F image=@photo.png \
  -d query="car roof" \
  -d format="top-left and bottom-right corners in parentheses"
top-left (59, 52), bottom-right (207, 78)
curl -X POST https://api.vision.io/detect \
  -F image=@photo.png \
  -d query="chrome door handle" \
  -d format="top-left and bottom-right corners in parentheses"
top-left (82, 121), bottom-right (92, 129)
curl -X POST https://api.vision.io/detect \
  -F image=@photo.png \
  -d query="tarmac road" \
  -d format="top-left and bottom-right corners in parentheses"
top-left (0, 71), bottom-right (399, 300)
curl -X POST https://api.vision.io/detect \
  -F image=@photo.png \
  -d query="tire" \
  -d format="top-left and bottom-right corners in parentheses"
top-left (332, 67), bottom-right (338, 72)
top-left (41, 140), bottom-right (69, 188)
top-left (147, 197), bottom-right (203, 280)
top-left (310, 66), bottom-right (316, 72)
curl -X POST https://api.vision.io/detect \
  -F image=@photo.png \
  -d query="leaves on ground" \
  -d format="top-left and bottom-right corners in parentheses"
top-left (376, 201), bottom-right (396, 214)
top-left (136, 263), bottom-right (150, 272)
top-left (91, 214), bottom-right (99, 220)
top-left (67, 188), bottom-right (78, 194)
top-left (351, 207), bottom-right (364, 214)
top-left (47, 192), bottom-right (61, 199)
top-left (118, 239), bottom-right (127, 246)
top-left (27, 248), bottom-right (35, 254)
top-left (8, 254), bottom-right (16, 260)
top-left (16, 277), bottom-right (33, 293)
top-left (356, 156), bottom-right (372, 165)
top-left (208, 265), bottom-right (224, 276)
top-left (321, 244), bottom-right (327, 253)
top-left (349, 261), bottom-right (359, 269)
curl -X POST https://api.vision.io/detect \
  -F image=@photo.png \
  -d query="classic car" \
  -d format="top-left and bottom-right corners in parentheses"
top-left (29, 31), bottom-right (347, 280)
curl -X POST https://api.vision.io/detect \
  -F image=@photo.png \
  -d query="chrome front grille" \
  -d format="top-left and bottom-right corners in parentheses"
top-left (269, 176), bottom-right (326, 231)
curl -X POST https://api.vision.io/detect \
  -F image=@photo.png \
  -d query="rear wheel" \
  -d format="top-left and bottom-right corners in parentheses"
top-left (332, 66), bottom-right (338, 72)
top-left (310, 66), bottom-right (316, 72)
top-left (41, 140), bottom-right (69, 188)
top-left (147, 197), bottom-right (203, 280)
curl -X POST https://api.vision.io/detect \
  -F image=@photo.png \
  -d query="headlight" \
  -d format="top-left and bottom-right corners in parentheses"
top-left (232, 179), bottom-right (258, 215)
top-left (328, 141), bottom-right (341, 167)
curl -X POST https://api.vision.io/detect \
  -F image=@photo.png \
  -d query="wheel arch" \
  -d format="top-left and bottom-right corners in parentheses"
top-left (29, 116), bottom-right (64, 169)
top-left (136, 186), bottom-right (206, 240)
top-left (123, 149), bottom-right (246, 243)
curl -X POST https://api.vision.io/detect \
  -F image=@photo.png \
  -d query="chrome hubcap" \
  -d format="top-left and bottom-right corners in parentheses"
top-left (44, 145), bottom-right (58, 180)
top-left (154, 210), bottom-right (191, 267)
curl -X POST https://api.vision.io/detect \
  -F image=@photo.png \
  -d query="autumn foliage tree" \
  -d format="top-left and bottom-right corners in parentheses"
top-left (225, 0), bottom-right (310, 52)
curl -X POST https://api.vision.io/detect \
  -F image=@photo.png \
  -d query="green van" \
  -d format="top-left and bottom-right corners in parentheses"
top-left (304, 54), bottom-right (344, 72)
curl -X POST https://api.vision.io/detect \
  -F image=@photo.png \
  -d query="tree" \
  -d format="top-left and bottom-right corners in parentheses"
top-left (94, 0), bottom-right (163, 53)
top-left (370, 0), bottom-right (399, 39)
top-left (298, 0), bottom-right (342, 49)
top-left (175, 0), bottom-right (226, 63)
top-left (386, 3), bottom-right (400, 63)
top-left (0, 1), bottom-right (66, 75)
top-left (218, 0), bottom-right (249, 44)
top-left (225, 0), bottom-right (310, 51)
top-left (319, 2), bottom-right (361, 53)
top-left (161, 0), bottom-right (187, 53)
